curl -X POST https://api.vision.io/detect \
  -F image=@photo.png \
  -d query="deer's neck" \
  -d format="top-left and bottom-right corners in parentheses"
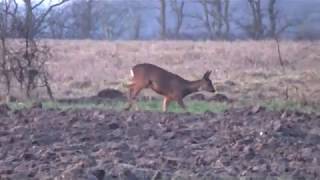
top-left (182, 80), bottom-right (202, 97)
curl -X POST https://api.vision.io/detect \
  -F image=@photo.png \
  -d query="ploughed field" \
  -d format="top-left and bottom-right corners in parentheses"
top-left (0, 104), bottom-right (320, 179)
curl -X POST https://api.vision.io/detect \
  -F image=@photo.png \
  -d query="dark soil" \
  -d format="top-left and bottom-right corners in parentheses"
top-left (189, 93), bottom-right (232, 103)
top-left (58, 88), bottom-right (126, 104)
top-left (97, 89), bottom-right (126, 100)
top-left (0, 105), bottom-right (320, 179)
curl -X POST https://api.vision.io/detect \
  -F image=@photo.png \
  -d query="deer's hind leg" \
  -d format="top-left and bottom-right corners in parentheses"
top-left (177, 98), bottom-right (186, 110)
top-left (162, 97), bottom-right (172, 112)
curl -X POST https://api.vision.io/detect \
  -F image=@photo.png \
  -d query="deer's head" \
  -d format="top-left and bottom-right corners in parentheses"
top-left (199, 70), bottom-right (215, 93)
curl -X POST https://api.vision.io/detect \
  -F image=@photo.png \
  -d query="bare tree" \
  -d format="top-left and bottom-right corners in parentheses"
top-left (132, 15), bottom-right (142, 40)
top-left (83, 0), bottom-right (93, 38)
top-left (199, 0), bottom-right (213, 39)
top-left (68, 0), bottom-right (94, 39)
top-left (99, 2), bottom-right (131, 40)
top-left (46, 7), bottom-right (70, 39)
top-left (268, 0), bottom-right (277, 37)
top-left (19, 0), bottom-right (70, 38)
top-left (236, 0), bottom-right (299, 39)
top-left (197, 0), bottom-right (230, 39)
top-left (248, 0), bottom-right (263, 39)
top-left (78, 0), bottom-right (94, 38)
top-left (0, 0), bottom-right (18, 98)
top-left (235, 0), bottom-right (264, 39)
top-left (223, 0), bottom-right (230, 37)
top-left (268, 0), bottom-right (297, 38)
top-left (126, 2), bottom-right (146, 40)
top-left (158, 0), bottom-right (167, 39)
top-left (66, 0), bottom-right (133, 40)
top-left (12, 0), bottom-right (69, 99)
top-left (170, 0), bottom-right (185, 38)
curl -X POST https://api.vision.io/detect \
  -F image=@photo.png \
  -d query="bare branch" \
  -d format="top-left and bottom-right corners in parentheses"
top-left (170, 0), bottom-right (185, 37)
top-left (275, 37), bottom-right (285, 72)
top-left (32, 0), bottom-right (46, 10)
top-left (34, 0), bottom-right (70, 32)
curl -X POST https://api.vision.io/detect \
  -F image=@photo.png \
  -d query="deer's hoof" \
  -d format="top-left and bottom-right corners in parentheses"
top-left (123, 107), bottom-right (130, 111)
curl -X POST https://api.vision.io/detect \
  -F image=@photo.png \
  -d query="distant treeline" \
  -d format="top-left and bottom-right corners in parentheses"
top-left (1, 0), bottom-right (320, 41)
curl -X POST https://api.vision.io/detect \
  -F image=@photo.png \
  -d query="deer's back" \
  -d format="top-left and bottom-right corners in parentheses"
top-left (132, 63), bottom-right (187, 96)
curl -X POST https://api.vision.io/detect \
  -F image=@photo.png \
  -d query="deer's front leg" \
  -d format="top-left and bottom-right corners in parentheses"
top-left (124, 86), bottom-right (134, 111)
top-left (124, 84), bottom-right (142, 111)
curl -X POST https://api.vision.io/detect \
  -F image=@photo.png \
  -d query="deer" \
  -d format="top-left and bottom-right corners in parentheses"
top-left (124, 63), bottom-right (216, 112)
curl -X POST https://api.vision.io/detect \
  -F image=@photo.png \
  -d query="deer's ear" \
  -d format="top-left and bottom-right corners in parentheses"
top-left (203, 70), bottom-right (212, 79)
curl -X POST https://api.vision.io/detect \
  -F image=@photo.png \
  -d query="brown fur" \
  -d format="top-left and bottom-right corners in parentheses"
top-left (125, 63), bottom-right (215, 112)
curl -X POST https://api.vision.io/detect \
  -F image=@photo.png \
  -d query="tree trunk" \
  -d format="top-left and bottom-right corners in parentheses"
top-left (159, 0), bottom-right (166, 39)
top-left (215, 0), bottom-right (223, 38)
top-left (0, 0), bottom-right (11, 96)
top-left (268, 0), bottom-right (277, 37)
top-left (133, 15), bottom-right (141, 40)
top-left (248, 0), bottom-right (263, 39)
top-left (223, 0), bottom-right (230, 38)
top-left (171, 0), bottom-right (185, 39)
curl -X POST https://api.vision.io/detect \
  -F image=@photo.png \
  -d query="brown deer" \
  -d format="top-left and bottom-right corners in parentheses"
top-left (124, 63), bottom-right (215, 112)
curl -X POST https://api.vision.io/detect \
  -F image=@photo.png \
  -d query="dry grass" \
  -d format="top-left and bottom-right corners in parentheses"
top-left (3, 39), bottom-right (320, 105)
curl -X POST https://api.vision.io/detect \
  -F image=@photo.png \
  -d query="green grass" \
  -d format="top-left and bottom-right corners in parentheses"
top-left (7, 99), bottom-right (229, 114)
top-left (8, 101), bottom-right (123, 110)
top-left (6, 99), bottom-right (319, 114)
top-left (261, 99), bottom-right (319, 114)
top-left (137, 100), bottom-right (229, 113)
